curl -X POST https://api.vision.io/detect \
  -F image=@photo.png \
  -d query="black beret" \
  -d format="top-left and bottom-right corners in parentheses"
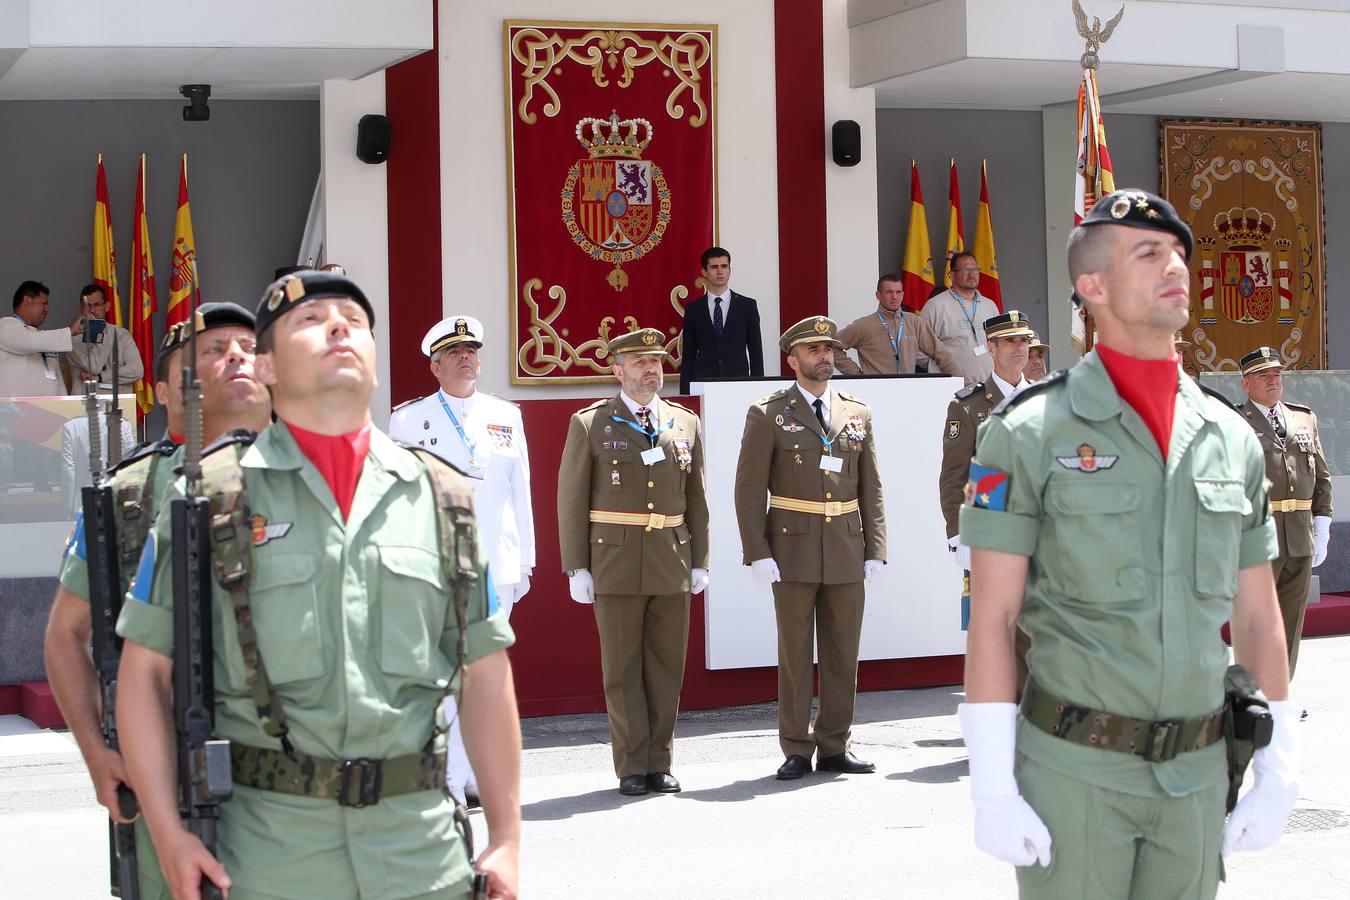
top-left (1077, 189), bottom-right (1193, 262)
top-left (255, 269), bottom-right (374, 337)
top-left (155, 301), bottom-right (256, 370)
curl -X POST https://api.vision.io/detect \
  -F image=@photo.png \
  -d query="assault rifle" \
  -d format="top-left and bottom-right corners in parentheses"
top-left (82, 369), bottom-right (139, 898)
top-left (170, 270), bottom-right (231, 900)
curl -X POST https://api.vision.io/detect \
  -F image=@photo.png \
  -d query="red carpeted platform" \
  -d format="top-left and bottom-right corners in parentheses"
top-left (18, 681), bottom-right (64, 729)
top-left (1305, 592), bottom-right (1350, 637)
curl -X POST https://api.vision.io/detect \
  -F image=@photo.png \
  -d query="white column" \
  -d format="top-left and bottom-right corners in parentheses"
top-left (1041, 103), bottom-right (1077, 365)
top-left (320, 73), bottom-right (391, 427)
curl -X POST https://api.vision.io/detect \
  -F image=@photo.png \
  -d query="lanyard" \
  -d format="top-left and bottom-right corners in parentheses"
top-left (437, 391), bottom-right (475, 457)
top-left (951, 290), bottom-right (980, 341)
top-left (611, 411), bottom-right (674, 445)
top-left (874, 310), bottom-right (904, 369)
top-left (814, 430), bottom-right (836, 456)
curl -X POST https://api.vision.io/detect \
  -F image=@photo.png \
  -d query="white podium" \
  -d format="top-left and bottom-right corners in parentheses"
top-left (693, 375), bottom-right (968, 669)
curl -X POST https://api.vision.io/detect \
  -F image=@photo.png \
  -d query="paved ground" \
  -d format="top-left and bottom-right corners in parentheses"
top-left (2, 636), bottom-right (1348, 898)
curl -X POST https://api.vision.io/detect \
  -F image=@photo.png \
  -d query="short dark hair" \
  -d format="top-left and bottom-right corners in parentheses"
top-left (13, 280), bottom-right (49, 311)
top-left (949, 252), bottom-right (978, 274)
top-left (79, 284), bottom-right (104, 302)
top-left (154, 345), bottom-right (178, 385)
top-left (700, 246), bottom-right (731, 269)
top-left (876, 274), bottom-right (903, 293)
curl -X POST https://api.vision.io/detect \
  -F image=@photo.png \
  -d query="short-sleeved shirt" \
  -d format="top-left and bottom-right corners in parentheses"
top-left (58, 440), bottom-right (180, 602)
top-left (960, 350), bottom-right (1277, 797)
top-left (117, 422), bottom-right (515, 899)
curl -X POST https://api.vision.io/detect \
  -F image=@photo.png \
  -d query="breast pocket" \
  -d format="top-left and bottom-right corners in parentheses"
top-left (249, 553), bottom-right (325, 685)
top-left (1045, 481), bottom-right (1145, 604)
top-left (377, 545), bottom-right (450, 680)
top-left (1194, 479), bottom-right (1246, 598)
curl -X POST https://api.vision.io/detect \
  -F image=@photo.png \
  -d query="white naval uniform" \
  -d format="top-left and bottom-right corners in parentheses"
top-left (918, 290), bottom-right (996, 384)
top-left (389, 387), bottom-right (536, 800)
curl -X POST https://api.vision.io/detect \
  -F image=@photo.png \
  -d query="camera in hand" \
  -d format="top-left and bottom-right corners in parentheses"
top-left (83, 317), bottom-right (107, 344)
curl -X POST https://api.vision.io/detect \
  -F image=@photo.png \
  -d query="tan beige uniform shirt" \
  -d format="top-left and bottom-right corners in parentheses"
top-left (833, 307), bottom-right (967, 378)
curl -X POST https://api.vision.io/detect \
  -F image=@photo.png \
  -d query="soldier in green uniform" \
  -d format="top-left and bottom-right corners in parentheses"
top-left (116, 271), bottom-right (521, 900)
top-left (1236, 347), bottom-right (1333, 678)
top-left (557, 327), bottom-right (709, 796)
top-left (733, 316), bottom-right (886, 780)
top-left (958, 190), bottom-right (1298, 898)
top-left (45, 302), bottom-right (268, 900)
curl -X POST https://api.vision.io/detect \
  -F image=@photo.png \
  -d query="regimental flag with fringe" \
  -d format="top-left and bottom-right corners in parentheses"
top-left (130, 154), bottom-right (157, 418)
top-left (944, 158), bottom-right (964, 288)
top-left (166, 154), bottom-right (197, 327)
top-left (1075, 67), bottom-right (1114, 225)
top-left (92, 155), bottom-right (123, 328)
top-left (972, 160), bottom-right (1002, 311)
top-left (901, 160), bottom-right (936, 311)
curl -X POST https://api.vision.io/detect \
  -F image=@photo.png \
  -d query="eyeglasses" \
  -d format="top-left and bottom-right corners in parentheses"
top-left (953, 267), bottom-right (981, 274)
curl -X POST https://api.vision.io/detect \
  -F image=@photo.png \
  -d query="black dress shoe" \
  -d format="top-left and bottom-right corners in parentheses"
top-left (775, 754), bottom-right (812, 780)
top-left (816, 751), bottom-right (876, 774)
top-left (619, 774), bottom-right (650, 795)
top-left (646, 772), bottom-right (681, 793)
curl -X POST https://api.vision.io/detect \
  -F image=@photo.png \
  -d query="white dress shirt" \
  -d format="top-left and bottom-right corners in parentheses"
top-left (796, 383), bottom-right (831, 429)
top-left (990, 371), bottom-right (1028, 403)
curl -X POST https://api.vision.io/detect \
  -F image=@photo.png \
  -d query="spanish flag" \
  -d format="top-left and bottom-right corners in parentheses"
top-left (900, 161), bottom-right (935, 311)
top-left (166, 154), bottom-right (197, 327)
top-left (1075, 67), bottom-right (1114, 225)
top-left (92, 155), bottom-right (123, 328)
top-left (944, 158), bottom-right (964, 288)
top-left (971, 160), bottom-right (1003, 311)
top-left (130, 155), bottom-right (157, 417)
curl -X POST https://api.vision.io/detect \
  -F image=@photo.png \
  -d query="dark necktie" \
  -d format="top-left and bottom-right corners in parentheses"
top-left (1269, 407), bottom-right (1286, 441)
top-left (713, 297), bottom-right (724, 337)
top-left (637, 407), bottom-right (657, 446)
top-left (813, 398), bottom-right (827, 431)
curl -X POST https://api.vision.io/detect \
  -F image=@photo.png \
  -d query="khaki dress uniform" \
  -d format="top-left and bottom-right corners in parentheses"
top-left (734, 317), bottom-right (886, 762)
top-left (940, 381), bottom-right (1007, 542)
top-left (1235, 349), bottom-right (1333, 677)
top-left (961, 348), bottom-right (1277, 899)
top-left (832, 307), bottom-right (965, 377)
top-left (557, 333), bottom-right (709, 780)
top-left (118, 422), bottom-right (514, 900)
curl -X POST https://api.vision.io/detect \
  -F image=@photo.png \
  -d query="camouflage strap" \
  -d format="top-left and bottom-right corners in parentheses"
top-left (201, 449), bottom-right (292, 748)
top-left (1021, 680), bottom-right (1224, 763)
top-left (230, 743), bottom-right (446, 807)
top-left (113, 450), bottom-right (164, 594)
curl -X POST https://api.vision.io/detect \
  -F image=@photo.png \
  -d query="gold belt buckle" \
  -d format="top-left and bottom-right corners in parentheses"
top-left (823, 501), bottom-right (842, 517)
top-left (648, 513), bottom-right (667, 529)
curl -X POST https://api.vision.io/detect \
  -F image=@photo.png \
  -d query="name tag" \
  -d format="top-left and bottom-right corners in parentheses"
top-left (973, 345), bottom-right (988, 357)
top-left (819, 455), bottom-right (843, 473)
top-left (641, 446), bottom-right (666, 465)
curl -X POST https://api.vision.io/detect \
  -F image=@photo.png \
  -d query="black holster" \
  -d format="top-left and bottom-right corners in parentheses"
top-left (1222, 664), bottom-right (1274, 812)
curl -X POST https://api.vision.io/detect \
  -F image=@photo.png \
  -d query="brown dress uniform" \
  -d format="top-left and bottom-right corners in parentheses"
top-left (734, 318), bottom-right (886, 761)
top-left (557, 389), bottom-right (709, 778)
top-left (939, 380), bottom-right (1007, 542)
top-left (1235, 360), bottom-right (1332, 677)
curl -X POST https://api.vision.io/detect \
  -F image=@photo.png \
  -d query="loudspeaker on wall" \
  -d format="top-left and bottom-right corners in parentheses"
top-left (356, 114), bottom-right (391, 164)
top-left (832, 120), bottom-right (861, 167)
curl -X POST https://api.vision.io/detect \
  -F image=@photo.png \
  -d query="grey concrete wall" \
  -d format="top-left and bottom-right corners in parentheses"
top-left (876, 109), bottom-right (1348, 368)
top-left (0, 99), bottom-right (320, 431)
top-left (0, 577), bottom-right (57, 683)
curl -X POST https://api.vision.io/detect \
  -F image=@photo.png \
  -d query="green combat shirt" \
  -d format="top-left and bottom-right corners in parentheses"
top-left (117, 422), bottom-right (515, 900)
top-left (960, 350), bottom-right (1277, 798)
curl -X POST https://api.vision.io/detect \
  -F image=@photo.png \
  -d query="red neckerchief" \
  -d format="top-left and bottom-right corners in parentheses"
top-left (286, 422), bottom-right (372, 520)
top-left (168, 433), bottom-right (185, 444)
top-left (1096, 343), bottom-right (1180, 460)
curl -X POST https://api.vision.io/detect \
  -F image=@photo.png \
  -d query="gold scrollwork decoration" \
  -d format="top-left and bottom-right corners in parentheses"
top-left (510, 27), bottom-right (712, 127)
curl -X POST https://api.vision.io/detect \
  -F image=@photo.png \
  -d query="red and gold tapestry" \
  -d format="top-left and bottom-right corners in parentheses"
top-left (505, 22), bottom-right (716, 383)
top-left (1160, 119), bottom-right (1325, 371)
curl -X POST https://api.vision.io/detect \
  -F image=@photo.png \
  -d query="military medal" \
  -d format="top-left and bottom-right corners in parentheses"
top-left (775, 414), bottom-right (785, 425)
top-left (611, 470), bottom-right (621, 486)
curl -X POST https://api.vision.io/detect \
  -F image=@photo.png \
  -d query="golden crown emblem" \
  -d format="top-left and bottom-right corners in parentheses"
top-left (455, 318), bottom-right (468, 335)
top-left (575, 111), bottom-right (654, 160)
top-left (813, 319), bottom-right (830, 334)
top-left (1213, 207), bottom-right (1275, 251)
top-left (641, 331), bottom-right (659, 346)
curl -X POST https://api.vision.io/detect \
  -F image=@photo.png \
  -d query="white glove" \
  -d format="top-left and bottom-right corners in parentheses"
top-left (949, 535), bottom-right (971, 571)
top-left (1223, 699), bottom-right (1299, 856)
top-left (514, 572), bottom-right (532, 602)
top-left (1312, 516), bottom-right (1331, 568)
top-left (568, 569), bottom-right (595, 604)
top-left (690, 568), bottom-right (709, 594)
top-left (864, 559), bottom-right (884, 583)
top-left (751, 557), bottom-right (781, 584)
top-left (958, 702), bottom-right (1053, 867)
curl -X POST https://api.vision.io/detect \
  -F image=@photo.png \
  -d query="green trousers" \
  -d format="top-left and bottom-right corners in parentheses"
top-left (1014, 752), bottom-right (1226, 899)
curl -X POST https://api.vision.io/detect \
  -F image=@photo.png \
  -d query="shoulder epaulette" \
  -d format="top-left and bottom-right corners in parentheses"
top-left (662, 398), bottom-right (696, 416)
top-left (955, 382), bottom-right (983, 400)
top-left (109, 437), bottom-right (177, 475)
top-left (202, 428), bottom-right (258, 458)
top-left (1282, 400), bottom-right (1313, 413)
top-left (992, 369), bottom-right (1069, 416)
top-left (392, 393), bottom-right (431, 413)
top-left (835, 390), bottom-right (863, 404)
top-left (579, 398), bottom-right (609, 413)
top-left (1194, 381), bottom-right (1237, 412)
top-left (758, 388), bottom-right (790, 405)
top-left (481, 391), bottom-right (521, 408)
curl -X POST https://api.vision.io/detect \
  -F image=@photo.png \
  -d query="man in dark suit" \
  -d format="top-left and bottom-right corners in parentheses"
top-left (678, 246), bottom-right (764, 394)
